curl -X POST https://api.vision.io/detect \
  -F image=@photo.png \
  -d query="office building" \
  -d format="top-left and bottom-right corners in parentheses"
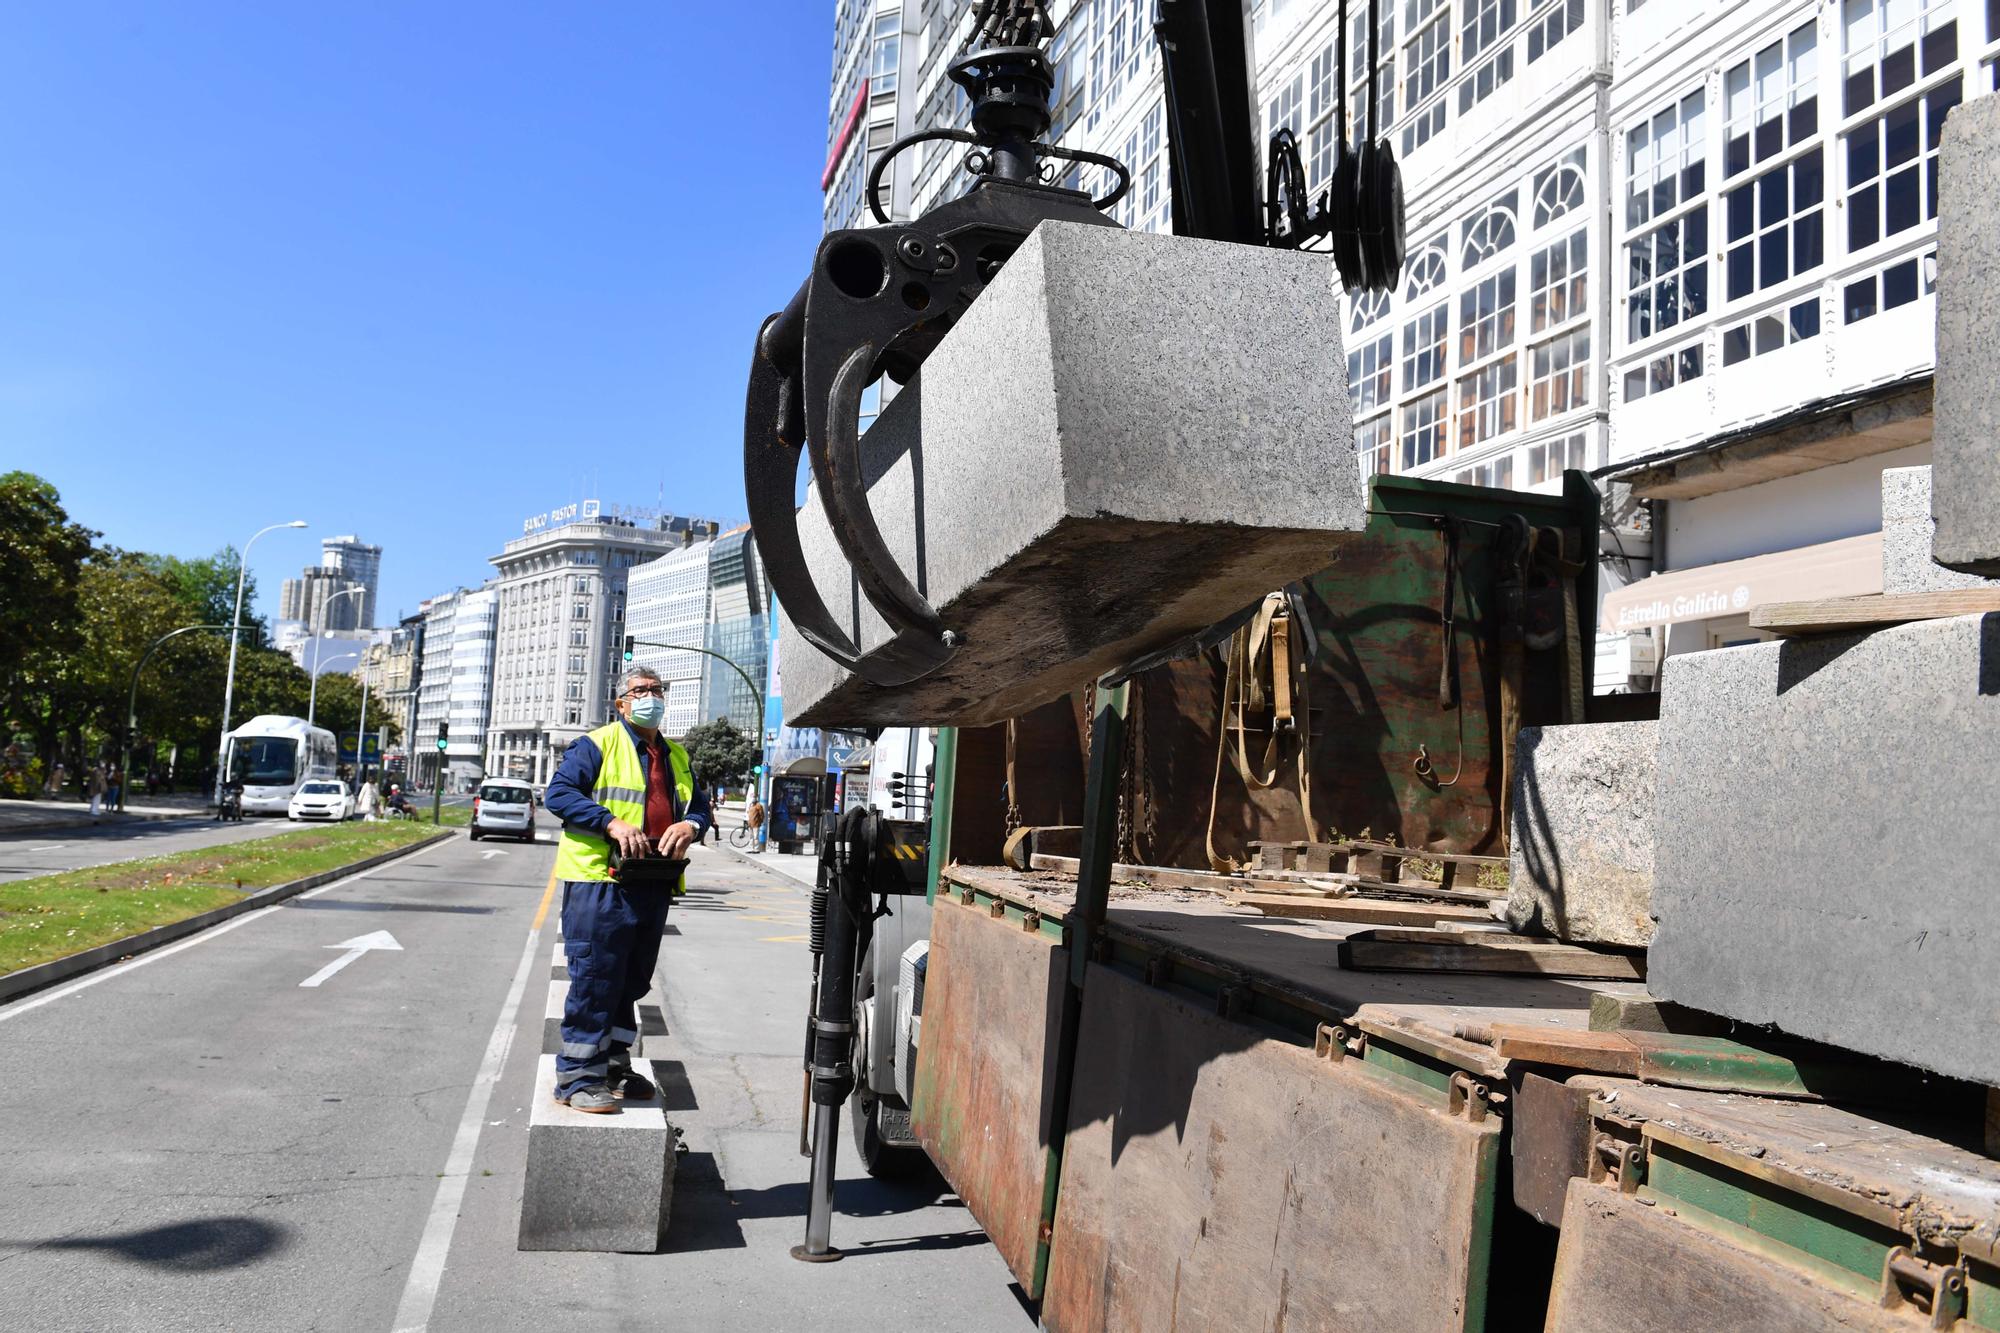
top-left (625, 530), bottom-right (721, 739)
top-left (700, 526), bottom-right (769, 737)
top-left (415, 583), bottom-right (499, 791)
top-left (485, 504), bottom-right (718, 785)
top-left (626, 523), bottom-right (769, 741)
top-left (279, 567), bottom-right (368, 636)
top-left (320, 535), bottom-right (383, 629)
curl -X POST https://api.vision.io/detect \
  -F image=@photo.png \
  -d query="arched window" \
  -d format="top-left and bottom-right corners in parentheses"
top-left (1533, 149), bottom-right (1588, 228)
top-left (1349, 287), bottom-right (1393, 333)
top-left (1404, 234), bottom-right (1449, 300)
top-left (1461, 192), bottom-right (1518, 269)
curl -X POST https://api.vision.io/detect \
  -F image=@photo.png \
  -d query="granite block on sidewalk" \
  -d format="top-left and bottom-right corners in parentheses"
top-left (519, 1055), bottom-right (676, 1253)
top-left (779, 220), bottom-right (1362, 729)
top-left (1882, 466), bottom-right (1997, 594)
top-left (1505, 720), bottom-right (1658, 948)
top-left (1932, 95), bottom-right (2000, 575)
top-left (1648, 614), bottom-right (2000, 1084)
top-left (543, 980), bottom-right (566, 1055)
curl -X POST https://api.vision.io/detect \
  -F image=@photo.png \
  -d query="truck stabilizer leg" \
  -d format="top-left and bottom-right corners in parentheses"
top-left (793, 808), bottom-right (873, 1262)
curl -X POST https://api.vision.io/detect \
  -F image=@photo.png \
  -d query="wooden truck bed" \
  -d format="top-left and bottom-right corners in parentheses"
top-left (912, 864), bottom-right (2000, 1332)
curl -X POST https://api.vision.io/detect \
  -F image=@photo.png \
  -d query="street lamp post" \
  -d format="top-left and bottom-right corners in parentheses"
top-left (305, 648), bottom-right (361, 727)
top-left (305, 587), bottom-right (368, 729)
top-left (354, 659), bottom-right (372, 789)
top-left (214, 519), bottom-right (307, 800)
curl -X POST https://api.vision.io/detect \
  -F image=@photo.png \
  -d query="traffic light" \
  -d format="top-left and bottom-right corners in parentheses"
top-left (436, 720), bottom-right (449, 752)
top-left (622, 635), bottom-right (635, 662)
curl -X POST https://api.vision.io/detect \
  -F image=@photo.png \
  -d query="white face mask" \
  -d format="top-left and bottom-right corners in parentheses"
top-left (627, 693), bottom-right (666, 728)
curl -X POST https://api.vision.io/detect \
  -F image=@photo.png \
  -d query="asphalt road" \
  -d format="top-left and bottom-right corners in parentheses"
top-left (0, 814), bottom-right (303, 883)
top-left (0, 834), bottom-right (1028, 1331)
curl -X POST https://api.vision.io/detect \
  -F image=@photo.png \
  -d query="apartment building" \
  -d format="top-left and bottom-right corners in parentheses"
top-left (833, 0), bottom-right (1996, 691)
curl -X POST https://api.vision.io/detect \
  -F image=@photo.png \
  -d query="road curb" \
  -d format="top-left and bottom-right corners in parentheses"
top-left (1, 810), bottom-right (207, 835)
top-left (0, 828), bottom-right (457, 1006)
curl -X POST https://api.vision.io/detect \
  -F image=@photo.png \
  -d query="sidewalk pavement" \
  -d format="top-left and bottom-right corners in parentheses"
top-left (0, 793), bottom-right (211, 834)
top-left (714, 838), bottom-right (817, 889)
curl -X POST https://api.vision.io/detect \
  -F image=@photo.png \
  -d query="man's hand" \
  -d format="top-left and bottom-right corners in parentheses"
top-left (605, 818), bottom-right (652, 860)
top-left (656, 820), bottom-right (699, 859)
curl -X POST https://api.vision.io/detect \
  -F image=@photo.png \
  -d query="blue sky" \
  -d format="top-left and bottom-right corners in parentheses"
top-left (2, 1), bottom-right (830, 624)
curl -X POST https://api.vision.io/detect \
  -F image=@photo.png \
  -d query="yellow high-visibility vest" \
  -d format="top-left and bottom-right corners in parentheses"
top-left (554, 721), bottom-right (694, 889)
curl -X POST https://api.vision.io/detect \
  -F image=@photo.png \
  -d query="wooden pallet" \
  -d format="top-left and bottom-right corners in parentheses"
top-left (1250, 838), bottom-right (1507, 891)
top-left (1235, 892), bottom-right (1495, 929)
top-left (1338, 927), bottom-right (1645, 980)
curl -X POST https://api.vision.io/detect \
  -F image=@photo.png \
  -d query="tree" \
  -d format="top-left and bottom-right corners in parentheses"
top-left (679, 717), bottom-right (757, 792)
top-left (0, 473), bottom-right (96, 751)
top-left (145, 548), bottom-right (264, 643)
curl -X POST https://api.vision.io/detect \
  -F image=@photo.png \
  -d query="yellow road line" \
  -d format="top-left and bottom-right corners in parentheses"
top-left (531, 865), bottom-right (558, 931)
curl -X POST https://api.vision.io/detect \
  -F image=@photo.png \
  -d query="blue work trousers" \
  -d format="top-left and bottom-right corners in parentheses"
top-left (554, 879), bottom-right (671, 1096)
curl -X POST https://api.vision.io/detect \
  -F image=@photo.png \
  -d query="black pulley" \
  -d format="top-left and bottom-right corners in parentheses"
top-left (1329, 0), bottom-right (1365, 288)
top-left (1352, 0), bottom-right (1404, 293)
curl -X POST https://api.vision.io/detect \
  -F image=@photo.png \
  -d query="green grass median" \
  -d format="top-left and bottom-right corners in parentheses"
top-left (0, 821), bottom-right (442, 976)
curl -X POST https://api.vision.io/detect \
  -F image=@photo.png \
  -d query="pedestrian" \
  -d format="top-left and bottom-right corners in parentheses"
top-left (45, 761), bottom-right (66, 800)
top-left (356, 779), bottom-right (379, 821)
top-left (106, 766), bottom-right (121, 809)
top-left (86, 762), bottom-right (106, 821)
top-left (543, 665), bottom-right (711, 1113)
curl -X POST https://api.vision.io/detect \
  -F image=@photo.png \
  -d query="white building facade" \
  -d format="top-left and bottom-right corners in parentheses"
top-left (414, 584), bottom-right (500, 791)
top-left (626, 536), bottom-right (719, 739)
top-left (485, 511), bottom-right (715, 785)
top-left (837, 0), bottom-right (1997, 692)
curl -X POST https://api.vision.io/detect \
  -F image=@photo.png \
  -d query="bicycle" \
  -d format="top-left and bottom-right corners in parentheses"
top-left (728, 825), bottom-right (760, 851)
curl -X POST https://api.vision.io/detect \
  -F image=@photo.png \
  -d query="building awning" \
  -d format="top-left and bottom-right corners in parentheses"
top-left (1601, 532), bottom-right (1883, 631)
top-left (1599, 374), bottom-right (1933, 501)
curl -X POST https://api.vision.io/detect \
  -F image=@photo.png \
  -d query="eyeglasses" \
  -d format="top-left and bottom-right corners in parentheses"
top-left (624, 685), bottom-right (666, 698)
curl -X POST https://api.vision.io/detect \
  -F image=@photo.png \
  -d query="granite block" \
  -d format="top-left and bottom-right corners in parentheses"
top-left (518, 1055), bottom-right (676, 1252)
top-left (543, 979), bottom-right (566, 1055)
top-left (1882, 466), bottom-right (1997, 593)
top-left (1649, 614), bottom-right (2000, 1084)
top-left (780, 220), bottom-right (1362, 728)
top-left (1933, 95), bottom-right (2000, 575)
top-left (1505, 720), bottom-right (1658, 947)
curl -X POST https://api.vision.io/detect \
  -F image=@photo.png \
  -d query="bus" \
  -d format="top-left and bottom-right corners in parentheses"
top-left (222, 715), bottom-right (340, 815)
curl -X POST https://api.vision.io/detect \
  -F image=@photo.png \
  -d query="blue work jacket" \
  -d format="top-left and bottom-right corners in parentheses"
top-left (543, 718), bottom-right (713, 840)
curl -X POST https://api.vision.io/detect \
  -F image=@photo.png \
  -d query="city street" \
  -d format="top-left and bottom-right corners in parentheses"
top-left (0, 832), bottom-right (1024, 1332)
top-left (0, 813), bottom-right (301, 884)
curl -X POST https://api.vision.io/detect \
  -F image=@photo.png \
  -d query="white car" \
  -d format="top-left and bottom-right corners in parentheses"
top-left (288, 780), bottom-right (353, 822)
top-left (470, 778), bottom-right (537, 842)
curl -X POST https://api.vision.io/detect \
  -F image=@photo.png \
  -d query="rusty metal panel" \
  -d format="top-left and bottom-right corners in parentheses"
top-left (1125, 475), bottom-right (1599, 867)
top-left (1512, 1073), bottom-right (1596, 1228)
top-left (1043, 960), bottom-right (1502, 1333)
top-left (909, 894), bottom-right (1066, 1295)
top-left (1547, 1182), bottom-right (1912, 1333)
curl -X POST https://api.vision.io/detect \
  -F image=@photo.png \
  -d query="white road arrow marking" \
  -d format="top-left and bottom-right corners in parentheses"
top-left (299, 929), bottom-right (403, 989)
top-left (480, 849), bottom-right (508, 860)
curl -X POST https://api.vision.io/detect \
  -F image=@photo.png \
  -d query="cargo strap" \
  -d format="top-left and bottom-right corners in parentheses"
top-left (1206, 592), bottom-right (1319, 872)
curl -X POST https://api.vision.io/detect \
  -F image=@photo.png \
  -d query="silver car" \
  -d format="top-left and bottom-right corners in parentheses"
top-left (470, 779), bottom-right (537, 843)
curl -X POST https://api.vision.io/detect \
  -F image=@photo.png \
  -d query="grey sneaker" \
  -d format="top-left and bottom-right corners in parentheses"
top-left (557, 1084), bottom-right (620, 1114)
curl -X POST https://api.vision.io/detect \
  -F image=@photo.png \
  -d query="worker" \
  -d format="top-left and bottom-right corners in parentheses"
top-left (543, 665), bottom-right (711, 1113)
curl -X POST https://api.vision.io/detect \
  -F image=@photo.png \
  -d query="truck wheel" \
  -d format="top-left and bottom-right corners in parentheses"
top-left (850, 1086), bottom-right (928, 1180)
